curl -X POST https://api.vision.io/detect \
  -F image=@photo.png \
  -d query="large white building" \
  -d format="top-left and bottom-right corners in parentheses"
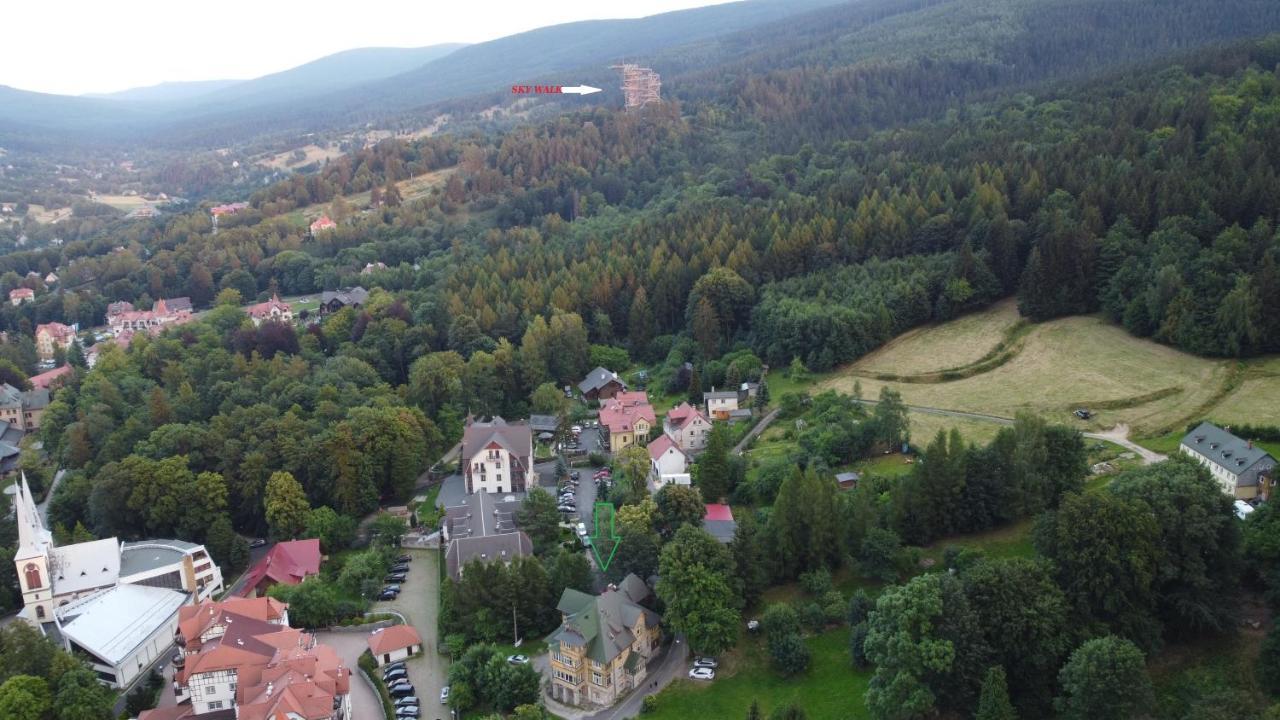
top-left (11, 474), bottom-right (223, 688)
top-left (461, 416), bottom-right (533, 495)
top-left (1180, 422), bottom-right (1277, 499)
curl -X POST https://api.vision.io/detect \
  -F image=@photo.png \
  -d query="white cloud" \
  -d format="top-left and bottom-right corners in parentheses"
top-left (4, 0), bottom-right (734, 95)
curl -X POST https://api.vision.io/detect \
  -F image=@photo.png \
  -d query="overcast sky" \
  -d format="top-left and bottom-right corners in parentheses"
top-left (3, 0), bottom-right (734, 96)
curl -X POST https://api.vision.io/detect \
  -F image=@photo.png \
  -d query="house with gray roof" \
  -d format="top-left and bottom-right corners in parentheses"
top-left (319, 287), bottom-right (369, 315)
top-left (578, 367), bottom-right (627, 402)
top-left (461, 416), bottom-right (533, 495)
top-left (546, 574), bottom-right (660, 708)
top-left (1180, 421), bottom-right (1276, 499)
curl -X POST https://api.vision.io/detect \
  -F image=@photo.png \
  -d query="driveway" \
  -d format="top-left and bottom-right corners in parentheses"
top-left (370, 548), bottom-right (448, 711)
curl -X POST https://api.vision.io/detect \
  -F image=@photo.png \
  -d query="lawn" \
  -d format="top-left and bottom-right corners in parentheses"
top-left (646, 629), bottom-right (871, 720)
top-left (854, 299), bottom-right (1023, 376)
top-left (918, 518), bottom-right (1037, 563)
top-left (851, 452), bottom-right (915, 478)
top-left (821, 312), bottom-right (1233, 437)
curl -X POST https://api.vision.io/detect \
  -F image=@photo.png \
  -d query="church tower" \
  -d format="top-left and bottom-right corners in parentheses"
top-left (12, 473), bottom-right (52, 621)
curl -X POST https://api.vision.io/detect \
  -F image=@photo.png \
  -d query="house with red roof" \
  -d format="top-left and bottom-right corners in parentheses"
top-left (599, 391), bottom-right (656, 453)
top-left (238, 539), bottom-right (322, 598)
top-left (34, 322), bottom-right (76, 361)
top-left (367, 624), bottom-right (423, 666)
top-left (647, 434), bottom-right (689, 488)
top-left (308, 215), bottom-right (336, 234)
top-left (107, 298), bottom-right (193, 336)
top-left (8, 287), bottom-right (33, 306)
top-left (663, 402), bottom-right (712, 453)
top-left (142, 596), bottom-right (350, 720)
top-left (246, 294), bottom-right (294, 326)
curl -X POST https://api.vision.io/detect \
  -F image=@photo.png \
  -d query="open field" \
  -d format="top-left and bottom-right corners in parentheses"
top-left (92, 194), bottom-right (155, 211)
top-left (27, 204), bottom-right (73, 224)
top-left (285, 166), bottom-right (456, 226)
top-left (646, 629), bottom-right (870, 720)
top-left (855, 299), bottom-right (1022, 376)
top-left (812, 306), bottom-right (1280, 438)
top-left (258, 143), bottom-right (345, 170)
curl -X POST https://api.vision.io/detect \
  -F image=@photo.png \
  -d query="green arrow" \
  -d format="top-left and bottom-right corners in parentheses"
top-left (588, 502), bottom-right (621, 571)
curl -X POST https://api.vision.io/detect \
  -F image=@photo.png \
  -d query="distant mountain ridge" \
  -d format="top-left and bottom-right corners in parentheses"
top-left (87, 79), bottom-right (244, 103)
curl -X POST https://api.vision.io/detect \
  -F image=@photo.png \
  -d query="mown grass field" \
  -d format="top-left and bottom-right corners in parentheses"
top-left (646, 629), bottom-right (870, 720)
top-left (804, 303), bottom-right (1280, 440)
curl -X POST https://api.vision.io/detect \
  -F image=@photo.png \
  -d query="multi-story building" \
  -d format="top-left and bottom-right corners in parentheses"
top-left (0, 382), bottom-right (50, 431)
top-left (107, 298), bottom-right (193, 336)
top-left (245, 294), bottom-right (294, 326)
top-left (141, 596), bottom-right (352, 720)
top-left (646, 434), bottom-right (689, 488)
top-left (547, 574), bottom-right (661, 709)
top-left (9, 287), bottom-right (33, 305)
top-left (11, 474), bottom-right (224, 688)
top-left (35, 322), bottom-right (76, 360)
top-left (1180, 421), bottom-right (1277, 499)
top-left (461, 416), bottom-right (533, 494)
top-left (663, 402), bottom-right (711, 453)
top-left (703, 388), bottom-right (740, 420)
top-left (599, 392), bottom-right (655, 453)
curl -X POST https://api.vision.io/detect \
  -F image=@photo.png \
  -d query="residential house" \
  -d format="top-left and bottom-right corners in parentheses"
top-left (8, 288), bottom-right (33, 305)
top-left (703, 388), bottom-right (740, 420)
top-left (318, 287), bottom-right (368, 315)
top-left (547, 574), bottom-right (661, 709)
top-left (165, 297), bottom-right (194, 314)
top-left (43, 272), bottom-right (58, 285)
top-left (237, 539), bottom-right (322, 598)
top-left (647, 434), bottom-right (688, 488)
top-left (1180, 422), bottom-right (1277, 499)
top-left (35, 322), bottom-right (76, 360)
top-left (461, 416), bottom-right (533, 494)
top-left (246, 294), bottom-right (294, 326)
top-left (599, 392), bottom-right (655, 453)
top-left (529, 414), bottom-right (559, 437)
top-left (86, 330), bottom-right (133, 369)
top-left (142, 596), bottom-right (351, 720)
top-left (0, 383), bottom-right (50, 431)
top-left (578, 367), bottom-right (627, 402)
top-left (367, 625), bottom-right (423, 666)
top-left (309, 215), bottom-right (337, 234)
top-left (703, 504), bottom-right (737, 544)
top-left (663, 402), bottom-right (711, 453)
top-left (108, 298), bottom-right (193, 336)
top-left (361, 262), bottom-right (387, 275)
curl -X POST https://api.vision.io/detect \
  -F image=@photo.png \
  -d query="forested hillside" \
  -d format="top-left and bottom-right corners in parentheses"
top-left (1, 0), bottom-right (1279, 628)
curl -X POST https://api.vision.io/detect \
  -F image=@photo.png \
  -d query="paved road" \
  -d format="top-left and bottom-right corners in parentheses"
top-left (852, 399), bottom-right (1166, 465)
top-left (733, 409), bottom-right (779, 456)
top-left (536, 636), bottom-right (690, 720)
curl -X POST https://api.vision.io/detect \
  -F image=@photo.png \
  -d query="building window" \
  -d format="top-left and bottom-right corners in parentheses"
top-left (208, 701), bottom-right (223, 710)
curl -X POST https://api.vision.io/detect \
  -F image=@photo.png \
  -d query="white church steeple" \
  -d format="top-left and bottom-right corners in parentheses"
top-left (14, 472), bottom-right (50, 562)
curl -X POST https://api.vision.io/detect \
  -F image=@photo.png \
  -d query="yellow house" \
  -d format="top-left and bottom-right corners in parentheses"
top-left (547, 574), bottom-right (661, 708)
top-left (599, 392), bottom-right (656, 453)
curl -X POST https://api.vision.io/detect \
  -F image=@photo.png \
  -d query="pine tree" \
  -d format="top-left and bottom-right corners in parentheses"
top-left (746, 700), bottom-right (763, 720)
top-left (976, 666), bottom-right (1018, 720)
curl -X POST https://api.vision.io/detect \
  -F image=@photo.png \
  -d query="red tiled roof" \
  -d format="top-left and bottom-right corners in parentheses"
top-left (647, 434), bottom-right (681, 461)
top-left (666, 402), bottom-right (708, 430)
top-left (704, 504), bottom-right (734, 522)
top-left (239, 539), bottom-right (321, 596)
top-left (29, 365), bottom-right (72, 389)
top-left (600, 392), bottom-right (656, 433)
top-left (367, 624), bottom-right (422, 656)
top-left (9, 288), bottom-right (33, 298)
top-left (36, 322), bottom-right (76, 340)
top-left (247, 294), bottom-right (292, 319)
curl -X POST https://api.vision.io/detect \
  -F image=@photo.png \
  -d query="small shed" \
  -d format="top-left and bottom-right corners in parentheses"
top-left (835, 471), bottom-right (861, 489)
top-left (368, 625), bottom-right (424, 666)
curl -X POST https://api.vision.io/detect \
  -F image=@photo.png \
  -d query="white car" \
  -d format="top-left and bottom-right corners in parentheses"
top-left (507, 654), bottom-right (529, 665)
top-left (1234, 499), bottom-right (1255, 520)
top-left (693, 657), bottom-right (718, 669)
top-left (688, 667), bottom-right (715, 681)
top-left (575, 522), bottom-right (587, 536)
top-left (440, 686), bottom-right (450, 704)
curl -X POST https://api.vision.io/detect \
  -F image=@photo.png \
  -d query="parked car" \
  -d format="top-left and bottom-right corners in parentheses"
top-left (571, 425), bottom-right (583, 434)
top-left (396, 554), bottom-right (412, 563)
top-left (383, 661), bottom-right (405, 674)
top-left (390, 563), bottom-right (410, 573)
top-left (1235, 499), bottom-right (1256, 520)
top-left (249, 538), bottom-right (266, 548)
top-left (1074, 408), bottom-right (1092, 420)
top-left (394, 696), bottom-right (418, 707)
top-left (575, 522), bottom-right (587, 536)
top-left (693, 657), bottom-right (719, 669)
top-left (440, 686), bottom-right (450, 704)
top-left (389, 683), bottom-right (415, 698)
top-left (395, 705), bottom-right (420, 718)
top-left (377, 589), bottom-right (398, 601)
top-left (688, 667), bottom-right (715, 681)
top-left (384, 669), bottom-right (408, 683)
top-left (383, 584), bottom-right (401, 593)
top-left (571, 471), bottom-right (581, 480)
top-left (507, 654), bottom-right (529, 665)
top-left (385, 573), bottom-right (407, 583)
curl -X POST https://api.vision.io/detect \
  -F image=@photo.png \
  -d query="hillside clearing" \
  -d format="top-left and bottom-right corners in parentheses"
top-left (854, 299), bottom-right (1022, 376)
top-left (820, 312), bottom-right (1238, 437)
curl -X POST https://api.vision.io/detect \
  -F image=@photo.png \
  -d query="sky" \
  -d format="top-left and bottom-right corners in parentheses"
top-left (3, 0), bottom-right (735, 96)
